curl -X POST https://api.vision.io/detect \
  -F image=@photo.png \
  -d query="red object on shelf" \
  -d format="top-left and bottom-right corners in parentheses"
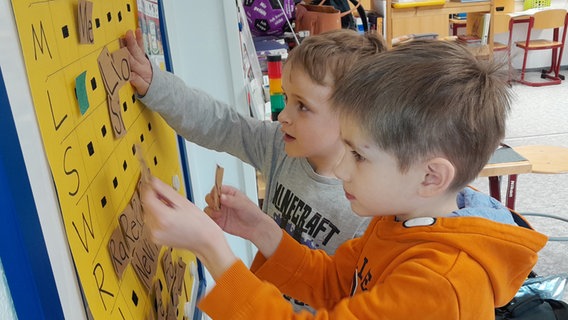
top-left (267, 55), bottom-right (282, 78)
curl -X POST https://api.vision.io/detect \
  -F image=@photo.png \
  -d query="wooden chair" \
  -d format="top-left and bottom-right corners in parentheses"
top-left (493, 14), bottom-right (513, 52)
top-left (492, 1), bottom-right (514, 80)
top-left (514, 9), bottom-right (568, 86)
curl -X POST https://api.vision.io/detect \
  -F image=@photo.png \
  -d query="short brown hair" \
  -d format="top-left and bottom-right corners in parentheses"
top-left (284, 29), bottom-right (387, 87)
top-left (332, 39), bottom-right (513, 191)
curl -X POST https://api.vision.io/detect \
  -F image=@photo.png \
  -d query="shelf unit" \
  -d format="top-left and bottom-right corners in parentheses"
top-left (383, 0), bottom-right (495, 49)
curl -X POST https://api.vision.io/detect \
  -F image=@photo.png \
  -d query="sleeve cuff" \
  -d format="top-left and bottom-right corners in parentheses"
top-left (138, 62), bottom-right (166, 107)
top-left (250, 251), bottom-right (268, 273)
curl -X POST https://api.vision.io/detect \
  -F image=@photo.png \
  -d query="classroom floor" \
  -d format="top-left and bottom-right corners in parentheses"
top-left (469, 69), bottom-right (568, 300)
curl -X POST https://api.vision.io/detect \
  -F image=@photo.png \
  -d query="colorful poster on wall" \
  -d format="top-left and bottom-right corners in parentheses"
top-left (137, 0), bottom-right (166, 70)
top-left (9, 1), bottom-right (198, 318)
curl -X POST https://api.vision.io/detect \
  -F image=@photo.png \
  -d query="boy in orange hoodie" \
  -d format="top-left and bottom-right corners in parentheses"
top-left (141, 39), bottom-right (547, 319)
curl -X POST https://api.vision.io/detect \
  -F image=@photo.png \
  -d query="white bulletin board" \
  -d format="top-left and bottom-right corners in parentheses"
top-left (8, 0), bottom-right (199, 318)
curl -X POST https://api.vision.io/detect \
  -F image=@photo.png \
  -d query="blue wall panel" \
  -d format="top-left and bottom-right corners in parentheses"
top-left (0, 67), bottom-right (64, 319)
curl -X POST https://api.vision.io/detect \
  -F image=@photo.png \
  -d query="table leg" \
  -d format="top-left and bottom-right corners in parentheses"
top-left (505, 174), bottom-right (518, 210)
top-left (489, 176), bottom-right (501, 202)
top-left (488, 175), bottom-right (518, 209)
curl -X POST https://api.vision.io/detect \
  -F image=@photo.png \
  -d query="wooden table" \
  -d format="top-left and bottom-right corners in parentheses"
top-left (479, 145), bottom-right (568, 209)
top-left (514, 145), bottom-right (568, 174)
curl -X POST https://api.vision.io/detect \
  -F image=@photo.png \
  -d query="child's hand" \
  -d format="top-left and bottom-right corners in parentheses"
top-left (204, 185), bottom-right (283, 258)
top-left (140, 176), bottom-right (221, 250)
top-left (204, 185), bottom-right (265, 239)
top-left (124, 29), bottom-right (152, 96)
top-left (140, 177), bottom-right (237, 278)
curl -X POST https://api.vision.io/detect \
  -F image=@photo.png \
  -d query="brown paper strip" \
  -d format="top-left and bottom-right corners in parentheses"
top-left (212, 164), bottom-right (224, 210)
top-left (78, 0), bottom-right (94, 44)
top-left (108, 226), bottom-right (130, 279)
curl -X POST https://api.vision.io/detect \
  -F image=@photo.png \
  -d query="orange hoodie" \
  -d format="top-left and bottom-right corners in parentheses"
top-left (199, 216), bottom-right (547, 319)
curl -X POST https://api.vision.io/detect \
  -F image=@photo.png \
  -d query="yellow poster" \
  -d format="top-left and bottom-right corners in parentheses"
top-left (10, 1), bottom-right (198, 318)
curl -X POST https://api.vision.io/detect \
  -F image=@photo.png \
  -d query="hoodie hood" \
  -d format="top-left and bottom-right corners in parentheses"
top-left (376, 214), bottom-right (548, 306)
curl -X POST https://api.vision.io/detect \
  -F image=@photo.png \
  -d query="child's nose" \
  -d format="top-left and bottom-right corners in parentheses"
top-left (333, 151), bottom-right (350, 182)
top-left (277, 106), bottom-right (290, 124)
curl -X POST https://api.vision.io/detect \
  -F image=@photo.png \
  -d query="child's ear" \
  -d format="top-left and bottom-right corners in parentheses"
top-left (419, 158), bottom-right (455, 197)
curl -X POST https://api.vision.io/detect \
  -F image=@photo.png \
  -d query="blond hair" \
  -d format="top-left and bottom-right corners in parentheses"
top-left (284, 29), bottom-right (386, 87)
top-left (332, 39), bottom-right (513, 191)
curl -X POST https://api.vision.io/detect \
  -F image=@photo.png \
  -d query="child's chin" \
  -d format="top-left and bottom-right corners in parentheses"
top-left (284, 145), bottom-right (304, 157)
top-left (351, 205), bottom-right (372, 217)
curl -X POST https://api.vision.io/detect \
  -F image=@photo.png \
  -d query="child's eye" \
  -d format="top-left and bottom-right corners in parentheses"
top-left (351, 150), bottom-right (365, 162)
top-left (298, 103), bottom-right (309, 112)
top-left (283, 93), bottom-right (288, 103)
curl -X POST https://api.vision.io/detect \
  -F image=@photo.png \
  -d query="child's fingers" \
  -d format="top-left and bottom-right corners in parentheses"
top-left (205, 184), bottom-right (238, 211)
top-left (129, 72), bottom-right (149, 95)
top-left (217, 188), bottom-right (244, 210)
top-left (125, 29), bottom-right (147, 64)
top-left (150, 176), bottom-right (186, 204)
top-left (220, 185), bottom-right (238, 196)
top-left (127, 51), bottom-right (150, 73)
top-left (204, 191), bottom-right (214, 208)
top-left (203, 206), bottom-right (219, 220)
top-left (135, 28), bottom-right (145, 52)
top-left (140, 177), bottom-right (184, 214)
top-left (140, 179), bottom-right (171, 213)
top-left (125, 31), bottom-right (151, 95)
